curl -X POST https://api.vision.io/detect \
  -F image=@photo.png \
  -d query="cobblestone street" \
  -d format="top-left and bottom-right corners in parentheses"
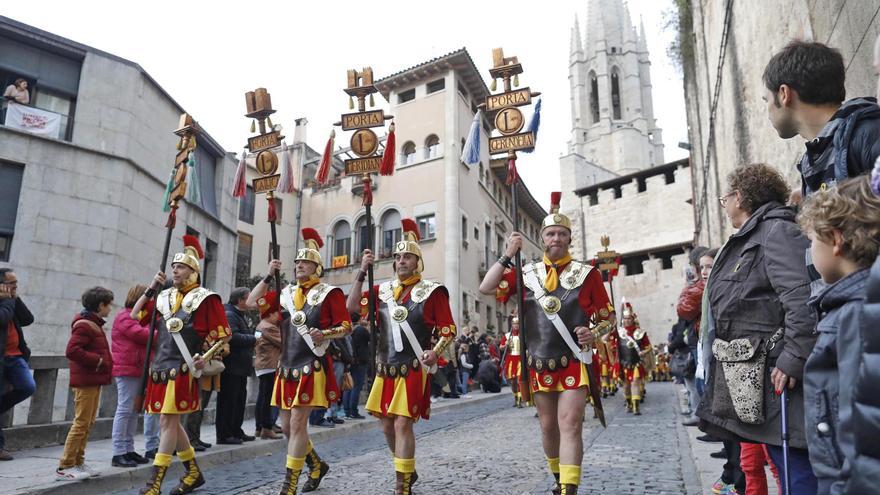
top-left (113, 382), bottom-right (699, 494)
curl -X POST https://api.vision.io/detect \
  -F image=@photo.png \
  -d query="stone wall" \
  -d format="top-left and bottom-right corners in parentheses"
top-left (684, 0), bottom-right (880, 246)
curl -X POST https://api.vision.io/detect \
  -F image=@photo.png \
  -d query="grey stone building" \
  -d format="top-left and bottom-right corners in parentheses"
top-left (0, 16), bottom-right (238, 355)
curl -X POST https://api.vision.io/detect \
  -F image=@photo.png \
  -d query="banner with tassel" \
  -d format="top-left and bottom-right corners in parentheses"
top-left (315, 130), bottom-right (335, 185)
top-left (362, 176), bottom-right (373, 206)
top-left (522, 98), bottom-right (542, 154)
top-left (267, 196), bottom-right (277, 223)
top-left (231, 149), bottom-right (248, 198)
top-left (276, 142), bottom-right (297, 193)
top-left (161, 170), bottom-right (175, 212)
top-left (186, 152), bottom-right (201, 205)
top-left (460, 110), bottom-right (482, 166)
top-left (380, 122), bottom-right (396, 176)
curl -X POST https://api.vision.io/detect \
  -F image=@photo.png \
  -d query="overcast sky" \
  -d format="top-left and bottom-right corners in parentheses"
top-left (5, 0), bottom-right (688, 209)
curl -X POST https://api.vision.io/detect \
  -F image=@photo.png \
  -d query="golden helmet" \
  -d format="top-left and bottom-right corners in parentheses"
top-left (541, 191), bottom-right (572, 232)
top-left (172, 235), bottom-right (203, 273)
top-left (393, 218), bottom-right (424, 273)
top-left (296, 228), bottom-right (324, 269)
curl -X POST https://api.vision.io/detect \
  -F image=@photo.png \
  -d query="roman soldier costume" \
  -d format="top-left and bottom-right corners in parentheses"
top-left (501, 317), bottom-right (524, 407)
top-left (595, 333), bottom-right (618, 397)
top-left (141, 235), bottom-right (230, 495)
top-left (273, 228), bottom-right (351, 495)
top-left (616, 301), bottom-right (652, 415)
top-left (495, 193), bottom-right (614, 495)
top-left (361, 218), bottom-right (456, 494)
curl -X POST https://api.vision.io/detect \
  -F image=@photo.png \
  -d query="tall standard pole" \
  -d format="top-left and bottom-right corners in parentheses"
top-left (508, 151), bottom-right (531, 405)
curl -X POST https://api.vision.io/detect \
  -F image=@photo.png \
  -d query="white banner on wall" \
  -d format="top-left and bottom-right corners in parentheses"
top-left (4, 102), bottom-right (61, 137)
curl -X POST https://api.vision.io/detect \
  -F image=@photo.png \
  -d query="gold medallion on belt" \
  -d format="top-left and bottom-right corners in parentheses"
top-left (391, 306), bottom-right (409, 322)
top-left (167, 317), bottom-right (184, 333)
top-left (541, 296), bottom-right (562, 314)
top-left (291, 311), bottom-right (307, 327)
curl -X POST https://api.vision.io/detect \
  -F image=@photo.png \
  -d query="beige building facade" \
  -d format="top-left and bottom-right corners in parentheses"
top-left (237, 49), bottom-right (546, 334)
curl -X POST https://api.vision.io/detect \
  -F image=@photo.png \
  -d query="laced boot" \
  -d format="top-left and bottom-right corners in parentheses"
top-left (551, 472), bottom-right (561, 495)
top-left (301, 447), bottom-right (329, 493)
top-left (139, 465), bottom-right (168, 495)
top-left (560, 483), bottom-right (578, 494)
top-left (395, 470), bottom-right (415, 495)
top-left (170, 458), bottom-right (205, 494)
top-left (278, 467), bottom-right (302, 495)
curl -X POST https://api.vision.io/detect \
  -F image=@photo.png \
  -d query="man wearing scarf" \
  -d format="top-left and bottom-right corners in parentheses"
top-left (480, 192), bottom-right (614, 495)
top-left (130, 235), bottom-right (230, 495)
top-left (615, 301), bottom-right (652, 415)
top-left (347, 218), bottom-right (456, 495)
top-left (248, 228), bottom-right (351, 495)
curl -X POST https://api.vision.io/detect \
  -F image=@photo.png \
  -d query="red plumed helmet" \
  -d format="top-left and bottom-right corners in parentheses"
top-left (401, 218), bottom-right (420, 242)
top-left (182, 234), bottom-right (204, 259)
top-left (301, 228), bottom-right (324, 249)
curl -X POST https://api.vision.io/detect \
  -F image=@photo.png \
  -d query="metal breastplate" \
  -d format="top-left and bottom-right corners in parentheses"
top-left (151, 305), bottom-right (202, 373)
top-left (508, 334), bottom-right (521, 356)
top-left (377, 298), bottom-right (432, 366)
top-left (617, 328), bottom-right (642, 366)
top-left (523, 282), bottom-right (588, 362)
top-left (279, 299), bottom-right (325, 370)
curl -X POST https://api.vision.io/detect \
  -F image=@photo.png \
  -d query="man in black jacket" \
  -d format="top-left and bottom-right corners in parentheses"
top-left (0, 268), bottom-right (35, 461)
top-left (216, 287), bottom-right (256, 444)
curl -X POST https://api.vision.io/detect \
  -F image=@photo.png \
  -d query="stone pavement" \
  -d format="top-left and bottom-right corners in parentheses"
top-left (115, 381), bottom-right (702, 495)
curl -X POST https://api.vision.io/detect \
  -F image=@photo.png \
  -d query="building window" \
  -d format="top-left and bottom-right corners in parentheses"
top-left (355, 215), bottom-right (374, 255)
top-left (333, 220), bottom-right (351, 267)
top-left (425, 135), bottom-right (440, 159)
top-left (484, 224), bottom-right (492, 267)
top-left (588, 191), bottom-right (599, 206)
top-left (239, 184), bottom-right (255, 224)
top-left (426, 78), bottom-right (445, 94)
top-left (611, 68), bottom-right (622, 120)
top-left (416, 214), bottom-right (436, 240)
top-left (0, 162), bottom-right (24, 261)
top-left (461, 215), bottom-right (468, 248)
top-left (471, 102), bottom-right (478, 115)
top-left (235, 232), bottom-right (253, 287)
top-left (193, 143), bottom-right (219, 217)
top-left (401, 141), bottom-right (416, 165)
top-left (473, 226), bottom-right (479, 240)
top-left (478, 162), bottom-right (484, 182)
top-left (381, 209), bottom-right (402, 257)
top-left (203, 238), bottom-right (217, 289)
top-left (589, 71), bottom-right (599, 124)
top-left (398, 89), bottom-right (415, 103)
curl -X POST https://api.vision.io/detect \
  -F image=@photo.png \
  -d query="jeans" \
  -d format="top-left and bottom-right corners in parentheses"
top-left (111, 376), bottom-right (141, 456)
top-left (765, 445), bottom-right (817, 495)
top-left (59, 386), bottom-right (101, 469)
top-left (144, 413), bottom-right (159, 451)
top-left (0, 356), bottom-right (36, 449)
top-left (342, 364), bottom-right (366, 416)
top-left (326, 362), bottom-right (345, 419)
top-left (683, 375), bottom-right (699, 417)
top-left (255, 373), bottom-right (277, 431)
top-left (459, 370), bottom-right (471, 395)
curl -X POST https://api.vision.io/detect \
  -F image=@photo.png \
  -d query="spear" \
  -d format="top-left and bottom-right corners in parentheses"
top-left (134, 114), bottom-right (200, 412)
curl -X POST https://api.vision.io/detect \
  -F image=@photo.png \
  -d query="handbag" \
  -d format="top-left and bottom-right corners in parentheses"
top-left (711, 328), bottom-right (783, 424)
top-left (199, 358), bottom-right (225, 377)
top-left (669, 349), bottom-right (695, 379)
top-left (341, 372), bottom-right (354, 391)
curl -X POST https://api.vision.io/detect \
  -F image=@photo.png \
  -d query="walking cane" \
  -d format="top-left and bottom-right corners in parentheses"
top-left (780, 387), bottom-right (792, 495)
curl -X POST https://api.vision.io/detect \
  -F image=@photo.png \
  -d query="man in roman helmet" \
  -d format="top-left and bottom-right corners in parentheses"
top-left (346, 218), bottom-right (456, 495)
top-left (500, 314), bottom-right (524, 407)
top-left (479, 192), bottom-right (614, 495)
top-left (616, 300), bottom-right (652, 415)
top-left (247, 228), bottom-right (351, 495)
top-left (130, 235), bottom-right (230, 495)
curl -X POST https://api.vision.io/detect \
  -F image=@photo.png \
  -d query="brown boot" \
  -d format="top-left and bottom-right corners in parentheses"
top-left (261, 428), bottom-right (282, 440)
top-left (301, 455), bottom-right (329, 493)
top-left (278, 467), bottom-right (302, 495)
top-left (169, 459), bottom-right (205, 494)
top-left (560, 483), bottom-right (578, 495)
top-left (138, 465), bottom-right (169, 495)
top-left (395, 470), bottom-right (415, 495)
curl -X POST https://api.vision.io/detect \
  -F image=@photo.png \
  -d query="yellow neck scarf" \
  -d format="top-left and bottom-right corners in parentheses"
top-left (172, 282), bottom-right (199, 313)
top-left (393, 274), bottom-right (422, 300)
top-left (293, 276), bottom-right (320, 310)
top-left (542, 253), bottom-right (572, 292)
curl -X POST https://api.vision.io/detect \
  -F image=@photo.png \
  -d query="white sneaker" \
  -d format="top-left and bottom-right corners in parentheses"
top-left (77, 463), bottom-right (100, 477)
top-left (56, 466), bottom-right (90, 481)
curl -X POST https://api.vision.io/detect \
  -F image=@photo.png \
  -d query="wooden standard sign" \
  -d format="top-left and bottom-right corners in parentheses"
top-left (248, 131), bottom-right (281, 153)
top-left (253, 174), bottom-right (280, 194)
top-left (341, 110), bottom-right (385, 131)
top-left (485, 88), bottom-right (532, 112)
top-left (489, 132), bottom-right (535, 154)
top-left (344, 156), bottom-right (382, 175)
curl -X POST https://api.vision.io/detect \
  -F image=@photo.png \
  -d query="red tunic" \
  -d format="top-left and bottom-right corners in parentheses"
top-left (620, 325), bottom-right (652, 382)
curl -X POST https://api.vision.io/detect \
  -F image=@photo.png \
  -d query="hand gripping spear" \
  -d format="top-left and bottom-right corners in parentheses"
top-left (134, 114), bottom-right (200, 412)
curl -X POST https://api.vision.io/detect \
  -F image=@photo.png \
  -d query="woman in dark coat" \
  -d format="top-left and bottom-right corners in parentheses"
top-left (697, 163), bottom-right (818, 494)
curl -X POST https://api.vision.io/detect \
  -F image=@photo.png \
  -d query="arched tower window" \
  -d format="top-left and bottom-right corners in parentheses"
top-left (589, 71), bottom-right (599, 124)
top-left (611, 68), bottom-right (621, 120)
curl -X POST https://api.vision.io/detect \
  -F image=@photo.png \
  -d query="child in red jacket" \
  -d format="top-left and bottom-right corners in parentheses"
top-left (56, 287), bottom-right (114, 481)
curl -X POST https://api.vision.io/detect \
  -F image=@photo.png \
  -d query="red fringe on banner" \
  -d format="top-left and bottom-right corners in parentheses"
top-left (506, 158), bottom-right (518, 185)
top-left (165, 208), bottom-right (177, 228)
top-left (231, 151), bottom-right (247, 198)
top-left (315, 130), bottom-right (335, 185)
top-left (380, 122), bottom-right (396, 176)
top-left (362, 176), bottom-right (373, 206)
top-left (267, 197), bottom-right (277, 223)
